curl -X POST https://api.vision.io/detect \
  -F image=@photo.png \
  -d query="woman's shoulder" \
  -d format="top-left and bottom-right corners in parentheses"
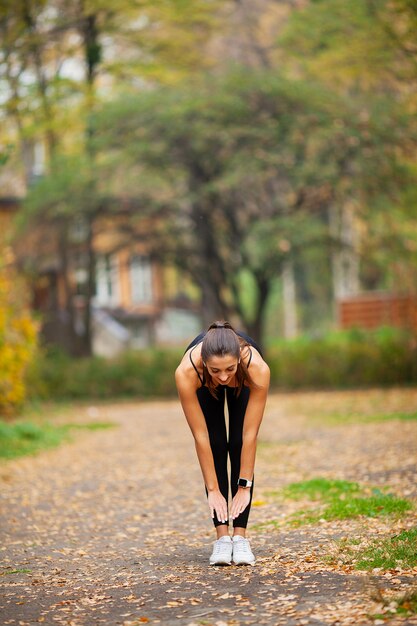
top-left (175, 345), bottom-right (202, 388)
top-left (245, 346), bottom-right (270, 386)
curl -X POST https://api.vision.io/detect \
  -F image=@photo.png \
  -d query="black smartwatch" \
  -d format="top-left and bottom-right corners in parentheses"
top-left (237, 478), bottom-right (253, 488)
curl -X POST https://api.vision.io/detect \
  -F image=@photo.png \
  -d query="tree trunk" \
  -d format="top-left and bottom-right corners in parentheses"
top-left (75, 10), bottom-right (101, 357)
top-left (329, 202), bottom-right (360, 301)
top-left (200, 279), bottom-right (225, 328)
top-left (58, 224), bottom-right (78, 354)
top-left (282, 261), bottom-right (298, 339)
top-left (79, 216), bottom-right (94, 357)
top-left (245, 276), bottom-right (270, 349)
top-left (189, 197), bottom-right (234, 325)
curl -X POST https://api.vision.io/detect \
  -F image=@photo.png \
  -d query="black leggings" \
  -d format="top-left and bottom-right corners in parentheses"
top-left (197, 384), bottom-right (254, 528)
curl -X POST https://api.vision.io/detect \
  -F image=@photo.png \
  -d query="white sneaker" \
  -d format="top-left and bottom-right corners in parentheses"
top-left (209, 536), bottom-right (233, 565)
top-left (232, 536), bottom-right (255, 565)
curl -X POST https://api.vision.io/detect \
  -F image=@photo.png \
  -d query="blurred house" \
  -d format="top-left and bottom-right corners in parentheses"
top-left (0, 155), bottom-right (201, 357)
top-left (90, 235), bottom-right (202, 356)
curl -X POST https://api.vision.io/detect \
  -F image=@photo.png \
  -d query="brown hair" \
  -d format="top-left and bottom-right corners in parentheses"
top-left (201, 321), bottom-right (258, 398)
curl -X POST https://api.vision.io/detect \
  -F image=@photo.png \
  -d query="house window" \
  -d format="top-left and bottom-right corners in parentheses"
top-left (69, 216), bottom-right (89, 244)
top-left (75, 268), bottom-right (88, 296)
top-left (95, 254), bottom-right (119, 305)
top-left (32, 141), bottom-right (46, 177)
top-left (130, 255), bottom-right (153, 304)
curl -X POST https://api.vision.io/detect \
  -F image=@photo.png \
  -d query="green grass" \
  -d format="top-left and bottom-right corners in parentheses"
top-left (282, 477), bottom-right (362, 501)
top-left (70, 422), bottom-right (116, 431)
top-left (322, 493), bottom-right (412, 520)
top-left (261, 478), bottom-right (413, 527)
top-left (363, 411), bottom-right (417, 422)
top-left (0, 420), bottom-right (117, 460)
top-left (288, 493), bottom-right (412, 526)
top-left (322, 411), bottom-right (417, 425)
top-left (354, 529), bottom-right (417, 570)
top-left (0, 568), bottom-right (32, 575)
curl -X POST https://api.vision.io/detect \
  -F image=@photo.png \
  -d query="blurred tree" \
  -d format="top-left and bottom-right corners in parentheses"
top-left (2, 0), bottom-right (415, 350)
top-left (279, 0), bottom-right (417, 299)
top-left (0, 0), bottom-right (224, 355)
top-left (97, 69), bottom-right (407, 344)
top-left (278, 0), bottom-right (417, 94)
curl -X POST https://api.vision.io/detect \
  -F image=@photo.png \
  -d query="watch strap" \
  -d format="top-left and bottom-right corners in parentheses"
top-left (237, 478), bottom-right (253, 488)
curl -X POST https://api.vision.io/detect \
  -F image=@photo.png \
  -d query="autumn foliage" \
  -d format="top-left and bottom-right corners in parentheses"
top-left (0, 261), bottom-right (39, 417)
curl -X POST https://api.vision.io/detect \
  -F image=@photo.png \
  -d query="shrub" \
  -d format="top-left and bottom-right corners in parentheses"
top-left (267, 327), bottom-right (417, 389)
top-left (0, 263), bottom-right (39, 417)
top-left (28, 348), bottom-right (182, 400)
top-left (25, 326), bottom-right (417, 403)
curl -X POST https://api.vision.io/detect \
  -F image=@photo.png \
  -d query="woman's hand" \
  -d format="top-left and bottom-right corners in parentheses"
top-left (230, 488), bottom-right (251, 520)
top-left (207, 489), bottom-right (228, 523)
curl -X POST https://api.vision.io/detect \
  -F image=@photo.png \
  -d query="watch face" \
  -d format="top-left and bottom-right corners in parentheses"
top-left (238, 478), bottom-right (250, 487)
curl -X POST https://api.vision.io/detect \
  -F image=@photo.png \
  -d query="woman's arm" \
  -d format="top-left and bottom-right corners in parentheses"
top-left (230, 361), bottom-right (270, 520)
top-left (240, 362), bottom-right (270, 478)
top-left (175, 367), bottom-right (228, 522)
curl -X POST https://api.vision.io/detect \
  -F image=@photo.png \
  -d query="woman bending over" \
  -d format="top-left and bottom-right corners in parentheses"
top-left (175, 321), bottom-right (270, 565)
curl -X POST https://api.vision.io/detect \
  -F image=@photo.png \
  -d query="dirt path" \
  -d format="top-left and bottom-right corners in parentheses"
top-left (1, 389), bottom-right (417, 626)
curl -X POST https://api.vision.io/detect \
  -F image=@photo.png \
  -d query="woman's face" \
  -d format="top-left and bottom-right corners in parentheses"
top-left (205, 354), bottom-right (239, 385)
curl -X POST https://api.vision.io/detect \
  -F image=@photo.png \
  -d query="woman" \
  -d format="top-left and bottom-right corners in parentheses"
top-left (175, 321), bottom-right (270, 566)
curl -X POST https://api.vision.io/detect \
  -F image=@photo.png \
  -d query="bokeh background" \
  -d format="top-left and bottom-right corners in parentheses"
top-left (1, 0), bottom-right (417, 414)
